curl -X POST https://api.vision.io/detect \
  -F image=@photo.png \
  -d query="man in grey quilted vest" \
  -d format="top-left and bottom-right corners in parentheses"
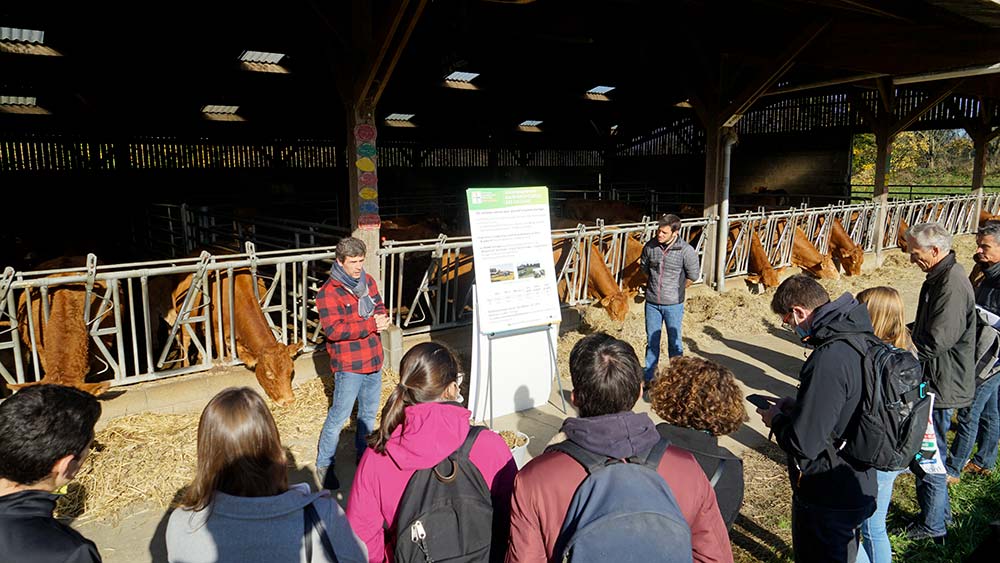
top-left (640, 214), bottom-right (701, 395)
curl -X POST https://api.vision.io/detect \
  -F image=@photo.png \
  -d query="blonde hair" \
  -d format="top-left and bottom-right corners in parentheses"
top-left (857, 287), bottom-right (913, 350)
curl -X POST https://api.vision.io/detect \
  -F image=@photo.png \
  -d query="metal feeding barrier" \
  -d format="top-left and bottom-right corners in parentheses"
top-left (4, 193), bottom-right (998, 389)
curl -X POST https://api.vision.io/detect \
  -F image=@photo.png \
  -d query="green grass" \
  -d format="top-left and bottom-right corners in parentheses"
top-left (732, 433), bottom-right (1000, 562)
top-left (886, 455), bottom-right (1000, 561)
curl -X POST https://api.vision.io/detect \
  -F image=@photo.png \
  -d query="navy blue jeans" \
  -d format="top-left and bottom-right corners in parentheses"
top-left (914, 408), bottom-right (954, 537)
top-left (316, 369), bottom-right (383, 470)
top-left (946, 375), bottom-right (1000, 476)
top-left (644, 301), bottom-right (684, 382)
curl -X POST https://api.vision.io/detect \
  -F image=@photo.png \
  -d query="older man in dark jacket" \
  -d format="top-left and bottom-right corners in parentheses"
top-left (906, 222), bottom-right (976, 543)
top-left (946, 220), bottom-right (1000, 484)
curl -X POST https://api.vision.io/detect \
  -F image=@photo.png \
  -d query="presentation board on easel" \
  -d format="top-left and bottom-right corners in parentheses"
top-left (465, 186), bottom-right (562, 423)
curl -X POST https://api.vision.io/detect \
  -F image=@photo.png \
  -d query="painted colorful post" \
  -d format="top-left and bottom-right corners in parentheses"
top-left (355, 122), bottom-right (380, 230)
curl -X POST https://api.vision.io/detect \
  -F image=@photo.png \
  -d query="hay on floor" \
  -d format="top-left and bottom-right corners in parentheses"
top-left (57, 367), bottom-right (399, 523)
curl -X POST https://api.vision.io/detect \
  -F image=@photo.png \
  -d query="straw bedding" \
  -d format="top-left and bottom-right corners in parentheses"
top-left (56, 368), bottom-right (400, 522)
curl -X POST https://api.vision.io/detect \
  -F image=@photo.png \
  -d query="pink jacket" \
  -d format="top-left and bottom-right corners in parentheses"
top-left (346, 402), bottom-right (518, 563)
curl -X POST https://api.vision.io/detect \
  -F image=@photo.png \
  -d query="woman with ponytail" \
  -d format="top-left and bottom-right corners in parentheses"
top-left (346, 342), bottom-right (517, 563)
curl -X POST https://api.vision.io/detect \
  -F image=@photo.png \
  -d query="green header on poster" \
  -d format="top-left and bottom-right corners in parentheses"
top-left (466, 186), bottom-right (548, 211)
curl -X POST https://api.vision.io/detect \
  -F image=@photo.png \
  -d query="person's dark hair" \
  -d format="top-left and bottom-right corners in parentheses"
top-left (649, 357), bottom-right (748, 436)
top-left (658, 214), bottom-right (682, 232)
top-left (771, 274), bottom-right (830, 316)
top-left (335, 237), bottom-right (367, 262)
top-left (569, 332), bottom-right (643, 417)
top-left (180, 387), bottom-right (288, 512)
top-left (978, 220), bottom-right (1000, 241)
top-left (0, 384), bottom-right (101, 485)
top-left (369, 342), bottom-right (461, 453)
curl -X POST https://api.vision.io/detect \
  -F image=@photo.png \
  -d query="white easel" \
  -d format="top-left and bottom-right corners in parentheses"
top-left (468, 284), bottom-right (565, 427)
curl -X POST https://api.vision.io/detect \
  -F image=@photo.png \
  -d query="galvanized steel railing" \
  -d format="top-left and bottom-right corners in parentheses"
top-left (5, 193), bottom-right (998, 388)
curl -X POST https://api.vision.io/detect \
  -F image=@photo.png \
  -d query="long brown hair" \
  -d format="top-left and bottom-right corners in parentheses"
top-left (857, 286), bottom-right (913, 350)
top-left (180, 387), bottom-right (288, 511)
top-left (368, 342), bottom-right (461, 453)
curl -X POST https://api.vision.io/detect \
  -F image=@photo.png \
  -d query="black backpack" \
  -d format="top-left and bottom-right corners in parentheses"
top-left (392, 426), bottom-right (493, 563)
top-left (826, 334), bottom-right (931, 472)
top-left (547, 438), bottom-right (693, 563)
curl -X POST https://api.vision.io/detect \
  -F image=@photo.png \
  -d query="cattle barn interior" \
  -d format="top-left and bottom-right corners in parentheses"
top-left (4, 0), bottom-right (1000, 279)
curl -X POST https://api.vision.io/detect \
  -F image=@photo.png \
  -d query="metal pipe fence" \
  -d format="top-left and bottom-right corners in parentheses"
top-left (6, 193), bottom-right (1000, 389)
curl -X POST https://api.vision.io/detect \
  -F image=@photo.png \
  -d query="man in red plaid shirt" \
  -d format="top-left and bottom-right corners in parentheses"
top-left (316, 237), bottom-right (391, 490)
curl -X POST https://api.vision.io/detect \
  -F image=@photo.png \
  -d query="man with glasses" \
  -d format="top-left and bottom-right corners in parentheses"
top-left (757, 275), bottom-right (877, 562)
top-left (0, 385), bottom-right (103, 562)
top-left (640, 213), bottom-right (700, 397)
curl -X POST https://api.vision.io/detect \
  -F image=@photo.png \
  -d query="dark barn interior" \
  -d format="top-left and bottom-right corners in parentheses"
top-left (4, 0), bottom-right (1000, 278)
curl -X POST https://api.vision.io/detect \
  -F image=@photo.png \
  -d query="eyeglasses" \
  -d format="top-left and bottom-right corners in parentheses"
top-left (781, 312), bottom-right (794, 330)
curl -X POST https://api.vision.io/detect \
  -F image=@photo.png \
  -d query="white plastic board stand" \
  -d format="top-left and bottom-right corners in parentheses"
top-left (468, 285), bottom-right (563, 426)
top-left (465, 186), bottom-right (564, 426)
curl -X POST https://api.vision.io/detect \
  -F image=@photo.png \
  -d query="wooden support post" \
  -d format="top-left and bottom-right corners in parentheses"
top-left (973, 131), bottom-right (988, 228)
top-left (872, 125), bottom-right (894, 266)
top-left (702, 125), bottom-right (722, 290)
top-left (347, 104), bottom-right (382, 279)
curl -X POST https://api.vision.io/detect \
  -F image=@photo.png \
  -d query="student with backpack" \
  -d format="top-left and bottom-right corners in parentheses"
top-left (855, 286), bottom-right (918, 563)
top-left (506, 332), bottom-right (732, 563)
top-left (346, 342), bottom-right (517, 563)
top-left (757, 276), bottom-right (879, 562)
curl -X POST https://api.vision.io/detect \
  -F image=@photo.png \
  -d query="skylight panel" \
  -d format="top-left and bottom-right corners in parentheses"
top-left (518, 119), bottom-right (542, 132)
top-left (444, 71), bottom-right (480, 90)
top-left (385, 113), bottom-right (416, 127)
top-left (0, 95), bottom-right (49, 114)
top-left (0, 27), bottom-right (44, 43)
top-left (240, 50), bottom-right (285, 63)
top-left (239, 50), bottom-right (289, 73)
top-left (201, 105), bottom-right (244, 121)
top-left (446, 71), bottom-right (479, 82)
top-left (202, 105), bottom-right (239, 114)
top-left (585, 85), bottom-right (615, 101)
top-left (0, 27), bottom-right (60, 56)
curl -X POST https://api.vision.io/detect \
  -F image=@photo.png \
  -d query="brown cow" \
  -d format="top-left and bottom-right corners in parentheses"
top-left (895, 218), bottom-right (910, 252)
top-left (165, 268), bottom-right (302, 405)
top-left (726, 223), bottom-right (781, 288)
top-left (10, 257), bottom-right (113, 396)
top-left (823, 217), bottom-right (864, 276)
top-left (792, 226), bottom-right (839, 279)
top-left (553, 239), bottom-right (629, 321)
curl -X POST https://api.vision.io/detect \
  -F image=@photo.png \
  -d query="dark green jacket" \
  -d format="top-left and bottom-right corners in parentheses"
top-left (913, 252), bottom-right (976, 409)
top-left (974, 259), bottom-right (1000, 316)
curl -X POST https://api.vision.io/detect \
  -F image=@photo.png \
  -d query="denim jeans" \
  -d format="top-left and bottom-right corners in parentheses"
top-left (791, 495), bottom-right (873, 563)
top-left (947, 375), bottom-right (1000, 476)
top-left (914, 408), bottom-right (954, 537)
top-left (316, 369), bottom-right (383, 470)
top-left (857, 470), bottom-right (902, 563)
top-left (644, 301), bottom-right (684, 382)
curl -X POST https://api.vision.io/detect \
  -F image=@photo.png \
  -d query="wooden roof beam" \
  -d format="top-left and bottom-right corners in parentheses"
top-left (355, 0), bottom-right (428, 107)
top-left (720, 20), bottom-right (830, 127)
top-left (890, 79), bottom-right (962, 137)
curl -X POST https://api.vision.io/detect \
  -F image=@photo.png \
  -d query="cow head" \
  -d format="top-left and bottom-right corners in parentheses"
top-left (813, 254), bottom-right (840, 280)
top-left (838, 245), bottom-right (864, 276)
top-left (254, 341), bottom-right (303, 406)
top-left (600, 293), bottom-right (629, 322)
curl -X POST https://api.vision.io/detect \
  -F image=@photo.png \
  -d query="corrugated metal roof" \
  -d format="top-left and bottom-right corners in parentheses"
top-left (201, 105), bottom-right (239, 114)
top-left (239, 50), bottom-right (285, 63)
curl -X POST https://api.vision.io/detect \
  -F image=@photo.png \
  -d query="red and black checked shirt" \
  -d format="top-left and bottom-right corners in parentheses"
top-left (317, 273), bottom-right (386, 374)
